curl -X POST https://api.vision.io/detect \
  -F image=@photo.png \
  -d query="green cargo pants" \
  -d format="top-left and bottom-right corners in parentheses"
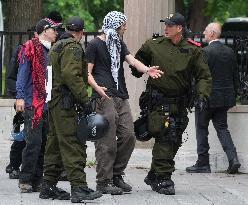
top-left (151, 109), bottom-right (189, 178)
top-left (43, 103), bottom-right (87, 187)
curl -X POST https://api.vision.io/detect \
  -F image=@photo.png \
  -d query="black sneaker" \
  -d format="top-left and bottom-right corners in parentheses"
top-left (96, 182), bottom-right (123, 195)
top-left (186, 161), bottom-right (211, 173)
top-left (39, 182), bottom-right (70, 200)
top-left (71, 186), bottom-right (102, 203)
top-left (113, 175), bottom-right (132, 192)
top-left (9, 169), bottom-right (20, 179)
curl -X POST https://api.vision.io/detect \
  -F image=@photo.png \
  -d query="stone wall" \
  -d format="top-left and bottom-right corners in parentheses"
top-left (124, 0), bottom-right (175, 120)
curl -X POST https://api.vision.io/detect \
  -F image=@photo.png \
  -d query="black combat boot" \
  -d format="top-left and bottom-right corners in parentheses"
top-left (144, 170), bottom-right (157, 191)
top-left (144, 171), bottom-right (175, 195)
top-left (96, 181), bottom-right (123, 195)
top-left (113, 175), bottom-right (132, 192)
top-left (71, 186), bottom-right (102, 203)
top-left (186, 160), bottom-right (211, 173)
top-left (6, 164), bottom-right (13, 173)
top-left (227, 156), bottom-right (241, 174)
top-left (39, 181), bottom-right (70, 200)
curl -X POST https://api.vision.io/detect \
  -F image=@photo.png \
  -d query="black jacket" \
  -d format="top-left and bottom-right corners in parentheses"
top-left (204, 41), bottom-right (239, 108)
top-left (6, 45), bottom-right (22, 98)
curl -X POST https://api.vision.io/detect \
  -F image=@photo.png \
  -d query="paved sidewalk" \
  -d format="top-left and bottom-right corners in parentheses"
top-left (0, 139), bottom-right (248, 205)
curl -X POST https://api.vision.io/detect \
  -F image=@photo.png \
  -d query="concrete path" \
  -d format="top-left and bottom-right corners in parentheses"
top-left (0, 139), bottom-right (248, 205)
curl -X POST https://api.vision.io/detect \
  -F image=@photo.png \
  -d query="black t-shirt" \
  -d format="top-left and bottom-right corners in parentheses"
top-left (86, 37), bottom-right (130, 99)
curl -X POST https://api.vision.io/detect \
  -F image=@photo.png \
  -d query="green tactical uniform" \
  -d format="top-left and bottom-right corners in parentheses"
top-left (43, 33), bottom-right (89, 187)
top-left (135, 36), bottom-right (212, 178)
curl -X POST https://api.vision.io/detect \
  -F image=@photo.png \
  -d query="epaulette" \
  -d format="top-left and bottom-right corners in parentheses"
top-left (152, 33), bottom-right (163, 40)
top-left (187, 38), bottom-right (201, 47)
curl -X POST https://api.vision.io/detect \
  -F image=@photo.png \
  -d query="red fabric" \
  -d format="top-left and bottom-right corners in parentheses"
top-left (187, 38), bottom-right (202, 47)
top-left (18, 37), bottom-right (46, 127)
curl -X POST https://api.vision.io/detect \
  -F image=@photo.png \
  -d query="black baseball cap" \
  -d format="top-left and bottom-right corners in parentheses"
top-left (36, 18), bottom-right (61, 34)
top-left (160, 13), bottom-right (186, 27)
top-left (66, 16), bottom-right (84, 32)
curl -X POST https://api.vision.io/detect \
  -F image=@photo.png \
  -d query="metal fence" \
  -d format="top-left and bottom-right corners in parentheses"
top-left (0, 31), bottom-right (100, 96)
top-left (1, 31), bottom-right (248, 103)
top-left (192, 32), bottom-right (248, 104)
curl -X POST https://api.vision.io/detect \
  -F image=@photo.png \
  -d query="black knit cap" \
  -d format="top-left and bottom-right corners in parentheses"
top-left (66, 16), bottom-right (84, 32)
top-left (160, 13), bottom-right (186, 27)
top-left (47, 10), bottom-right (62, 23)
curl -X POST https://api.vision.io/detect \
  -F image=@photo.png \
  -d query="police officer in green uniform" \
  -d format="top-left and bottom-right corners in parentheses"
top-left (134, 13), bottom-right (212, 195)
top-left (39, 16), bottom-right (102, 203)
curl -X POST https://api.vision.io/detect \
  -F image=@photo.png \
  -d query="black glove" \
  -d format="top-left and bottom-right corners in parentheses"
top-left (83, 100), bottom-right (94, 115)
top-left (194, 97), bottom-right (208, 112)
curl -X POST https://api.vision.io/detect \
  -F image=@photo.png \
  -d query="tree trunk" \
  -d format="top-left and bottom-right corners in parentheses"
top-left (2, 0), bottom-right (43, 95)
top-left (3, 0), bottom-right (43, 72)
top-left (175, 0), bottom-right (185, 17)
top-left (188, 0), bottom-right (210, 32)
top-left (5, 0), bottom-right (42, 32)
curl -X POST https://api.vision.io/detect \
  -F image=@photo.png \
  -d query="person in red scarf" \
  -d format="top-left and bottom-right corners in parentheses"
top-left (15, 18), bottom-right (61, 194)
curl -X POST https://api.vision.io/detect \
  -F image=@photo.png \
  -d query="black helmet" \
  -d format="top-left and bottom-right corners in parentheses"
top-left (134, 114), bottom-right (152, 141)
top-left (13, 112), bottom-right (24, 133)
top-left (77, 112), bottom-right (109, 143)
top-left (11, 112), bottom-right (25, 141)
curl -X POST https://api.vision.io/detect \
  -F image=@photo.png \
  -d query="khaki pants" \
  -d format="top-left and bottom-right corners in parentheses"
top-left (94, 97), bottom-right (136, 183)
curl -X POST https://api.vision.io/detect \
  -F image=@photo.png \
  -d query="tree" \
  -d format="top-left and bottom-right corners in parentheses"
top-left (206, 0), bottom-right (248, 23)
top-left (43, 0), bottom-right (123, 31)
top-left (188, 0), bottom-right (210, 32)
top-left (85, 0), bottom-right (124, 30)
top-left (2, 0), bottom-right (43, 67)
top-left (175, 0), bottom-right (186, 17)
top-left (43, 0), bottom-right (95, 31)
top-left (175, 0), bottom-right (209, 32)
top-left (3, 0), bottom-right (42, 31)
top-left (176, 0), bottom-right (248, 32)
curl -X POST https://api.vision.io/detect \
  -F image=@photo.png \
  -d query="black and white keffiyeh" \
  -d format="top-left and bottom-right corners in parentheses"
top-left (102, 11), bottom-right (127, 89)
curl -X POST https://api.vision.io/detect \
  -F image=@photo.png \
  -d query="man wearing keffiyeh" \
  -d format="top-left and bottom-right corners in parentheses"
top-left (16, 18), bottom-right (59, 193)
top-left (86, 11), bottom-right (163, 195)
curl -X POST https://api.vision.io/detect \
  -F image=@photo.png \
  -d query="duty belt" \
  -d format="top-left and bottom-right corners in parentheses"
top-left (151, 89), bottom-right (188, 106)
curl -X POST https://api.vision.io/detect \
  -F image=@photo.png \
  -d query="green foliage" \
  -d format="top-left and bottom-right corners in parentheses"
top-left (43, 0), bottom-right (123, 31)
top-left (86, 0), bottom-right (124, 30)
top-left (43, 0), bottom-right (95, 31)
top-left (206, 0), bottom-right (248, 23)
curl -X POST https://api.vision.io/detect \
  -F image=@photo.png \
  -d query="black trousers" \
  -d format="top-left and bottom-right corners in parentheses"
top-left (19, 109), bottom-right (48, 185)
top-left (195, 107), bottom-right (237, 164)
top-left (9, 140), bottom-right (26, 170)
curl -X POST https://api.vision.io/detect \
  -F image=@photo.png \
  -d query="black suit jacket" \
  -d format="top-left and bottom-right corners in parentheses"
top-left (203, 41), bottom-right (239, 108)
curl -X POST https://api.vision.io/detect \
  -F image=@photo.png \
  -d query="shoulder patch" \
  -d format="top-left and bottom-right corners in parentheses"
top-left (187, 38), bottom-right (201, 47)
